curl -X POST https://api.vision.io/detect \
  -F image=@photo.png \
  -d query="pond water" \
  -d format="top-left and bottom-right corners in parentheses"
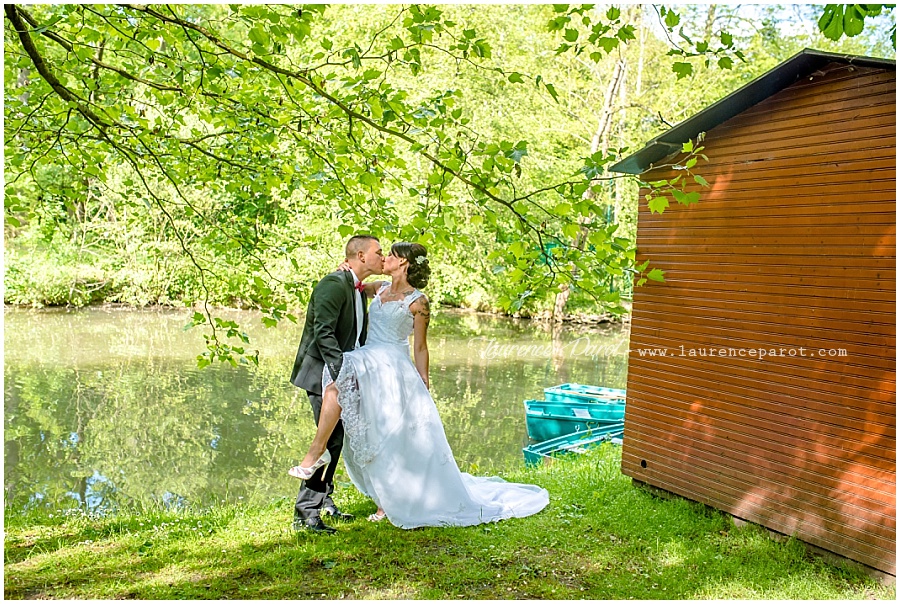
top-left (4, 306), bottom-right (629, 514)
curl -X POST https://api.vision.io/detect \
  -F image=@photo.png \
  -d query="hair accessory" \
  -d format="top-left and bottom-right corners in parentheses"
top-left (415, 255), bottom-right (427, 265)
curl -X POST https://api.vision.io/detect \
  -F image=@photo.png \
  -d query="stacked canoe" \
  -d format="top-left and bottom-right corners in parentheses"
top-left (522, 383), bottom-right (626, 465)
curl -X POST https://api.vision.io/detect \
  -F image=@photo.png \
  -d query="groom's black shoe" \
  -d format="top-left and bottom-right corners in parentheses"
top-left (293, 517), bottom-right (337, 535)
top-left (322, 505), bottom-right (354, 522)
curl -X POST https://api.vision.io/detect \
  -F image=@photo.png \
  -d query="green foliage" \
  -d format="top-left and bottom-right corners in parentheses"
top-left (819, 4), bottom-right (896, 46)
top-left (641, 140), bottom-right (707, 217)
top-left (655, 6), bottom-right (747, 79)
top-left (4, 4), bottom-right (895, 363)
top-left (4, 4), bottom-right (637, 328)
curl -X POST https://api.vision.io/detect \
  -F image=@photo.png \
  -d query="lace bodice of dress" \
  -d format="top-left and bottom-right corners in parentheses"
top-left (366, 284), bottom-right (424, 347)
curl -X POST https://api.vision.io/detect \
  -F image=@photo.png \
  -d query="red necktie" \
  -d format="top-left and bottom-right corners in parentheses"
top-left (355, 282), bottom-right (365, 292)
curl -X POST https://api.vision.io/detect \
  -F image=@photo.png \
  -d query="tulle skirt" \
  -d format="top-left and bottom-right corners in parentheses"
top-left (326, 342), bottom-right (549, 529)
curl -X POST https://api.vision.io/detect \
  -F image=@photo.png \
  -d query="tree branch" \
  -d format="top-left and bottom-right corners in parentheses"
top-left (5, 5), bottom-right (111, 130)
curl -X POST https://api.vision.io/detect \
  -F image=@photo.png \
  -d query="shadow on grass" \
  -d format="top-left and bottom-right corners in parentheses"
top-left (5, 448), bottom-right (892, 600)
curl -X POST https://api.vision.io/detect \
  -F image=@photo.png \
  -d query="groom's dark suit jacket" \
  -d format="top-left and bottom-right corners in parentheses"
top-left (290, 270), bottom-right (368, 395)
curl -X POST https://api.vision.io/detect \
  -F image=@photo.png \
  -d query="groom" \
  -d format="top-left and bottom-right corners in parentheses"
top-left (289, 234), bottom-right (384, 533)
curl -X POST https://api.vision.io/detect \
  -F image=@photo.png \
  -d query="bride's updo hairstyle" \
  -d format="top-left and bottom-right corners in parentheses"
top-left (392, 242), bottom-right (430, 289)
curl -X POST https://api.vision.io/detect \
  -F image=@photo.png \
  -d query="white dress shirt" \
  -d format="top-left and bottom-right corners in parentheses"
top-left (350, 269), bottom-right (363, 349)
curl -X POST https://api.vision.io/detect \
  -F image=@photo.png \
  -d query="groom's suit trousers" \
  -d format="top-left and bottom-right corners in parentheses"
top-left (294, 390), bottom-right (345, 521)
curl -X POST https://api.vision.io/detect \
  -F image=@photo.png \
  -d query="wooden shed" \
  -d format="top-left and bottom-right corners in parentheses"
top-left (609, 49), bottom-right (896, 575)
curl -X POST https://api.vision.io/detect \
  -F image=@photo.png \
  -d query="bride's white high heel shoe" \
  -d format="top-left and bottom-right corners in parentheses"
top-left (288, 450), bottom-right (332, 480)
top-left (367, 510), bottom-right (387, 522)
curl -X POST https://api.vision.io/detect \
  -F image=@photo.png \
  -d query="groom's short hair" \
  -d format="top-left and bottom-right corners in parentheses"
top-left (346, 234), bottom-right (379, 259)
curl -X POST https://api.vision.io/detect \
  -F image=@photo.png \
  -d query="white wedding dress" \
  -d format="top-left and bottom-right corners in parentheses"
top-left (325, 285), bottom-right (549, 528)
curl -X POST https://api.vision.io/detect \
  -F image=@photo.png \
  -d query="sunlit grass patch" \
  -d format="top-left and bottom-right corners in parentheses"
top-left (5, 445), bottom-right (894, 600)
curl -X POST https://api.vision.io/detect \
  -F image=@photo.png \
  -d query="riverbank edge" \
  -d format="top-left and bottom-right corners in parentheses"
top-left (4, 446), bottom-right (892, 600)
top-left (3, 299), bottom-right (631, 326)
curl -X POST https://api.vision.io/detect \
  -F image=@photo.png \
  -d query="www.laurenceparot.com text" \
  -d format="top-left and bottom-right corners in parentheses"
top-left (469, 336), bottom-right (848, 361)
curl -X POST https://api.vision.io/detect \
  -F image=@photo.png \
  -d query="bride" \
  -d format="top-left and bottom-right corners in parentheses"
top-left (289, 242), bottom-right (549, 528)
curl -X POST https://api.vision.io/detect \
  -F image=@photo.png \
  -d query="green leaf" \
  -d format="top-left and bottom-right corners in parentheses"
top-left (295, 20), bottom-right (311, 39)
top-left (718, 56), bottom-right (734, 70)
top-left (508, 72), bottom-right (524, 84)
top-left (596, 37), bottom-right (618, 52)
top-left (672, 189), bottom-right (700, 205)
top-left (564, 28), bottom-right (579, 42)
top-left (694, 174), bottom-right (709, 187)
top-left (248, 26), bottom-right (268, 46)
top-left (562, 223), bottom-right (580, 239)
top-left (672, 62), bottom-right (693, 79)
top-left (368, 96), bottom-right (383, 120)
top-left (818, 5), bottom-right (845, 40)
top-left (682, 140), bottom-right (694, 153)
top-left (359, 171), bottom-right (379, 188)
top-left (664, 8), bottom-right (681, 29)
top-left (860, 4), bottom-right (885, 16)
top-left (647, 268), bottom-right (666, 282)
top-left (843, 4), bottom-right (866, 36)
top-left (506, 142), bottom-right (528, 162)
top-left (545, 82), bottom-right (559, 102)
top-left (648, 196), bottom-right (669, 214)
top-left (616, 25), bottom-right (637, 42)
top-left (472, 40), bottom-right (492, 58)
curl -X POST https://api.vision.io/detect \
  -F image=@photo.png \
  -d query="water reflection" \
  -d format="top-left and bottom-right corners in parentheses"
top-left (4, 306), bottom-right (629, 514)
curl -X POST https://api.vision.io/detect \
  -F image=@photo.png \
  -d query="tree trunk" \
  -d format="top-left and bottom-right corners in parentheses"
top-left (636, 7), bottom-right (646, 98)
top-left (574, 57), bottom-right (626, 250)
top-left (704, 5), bottom-right (718, 39)
top-left (561, 56), bottom-right (627, 315)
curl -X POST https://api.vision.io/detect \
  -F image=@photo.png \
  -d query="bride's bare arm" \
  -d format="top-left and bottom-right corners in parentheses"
top-left (363, 281), bottom-right (388, 298)
top-left (410, 295), bottom-right (431, 389)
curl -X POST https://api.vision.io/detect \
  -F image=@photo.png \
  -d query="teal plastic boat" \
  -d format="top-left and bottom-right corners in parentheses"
top-left (523, 422), bottom-right (625, 466)
top-left (524, 399), bottom-right (625, 442)
top-left (544, 383), bottom-right (626, 405)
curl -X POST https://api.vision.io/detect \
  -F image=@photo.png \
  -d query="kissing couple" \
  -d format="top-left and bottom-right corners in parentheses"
top-left (288, 235), bottom-right (549, 533)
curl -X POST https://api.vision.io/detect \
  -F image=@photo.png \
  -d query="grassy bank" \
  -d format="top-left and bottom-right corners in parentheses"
top-left (5, 446), bottom-right (892, 600)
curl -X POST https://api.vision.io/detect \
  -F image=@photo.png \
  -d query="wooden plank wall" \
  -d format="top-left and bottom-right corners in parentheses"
top-left (621, 62), bottom-right (896, 574)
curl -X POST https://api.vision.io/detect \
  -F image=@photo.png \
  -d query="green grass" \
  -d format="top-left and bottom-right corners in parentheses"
top-left (5, 445), bottom-right (893, 599)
